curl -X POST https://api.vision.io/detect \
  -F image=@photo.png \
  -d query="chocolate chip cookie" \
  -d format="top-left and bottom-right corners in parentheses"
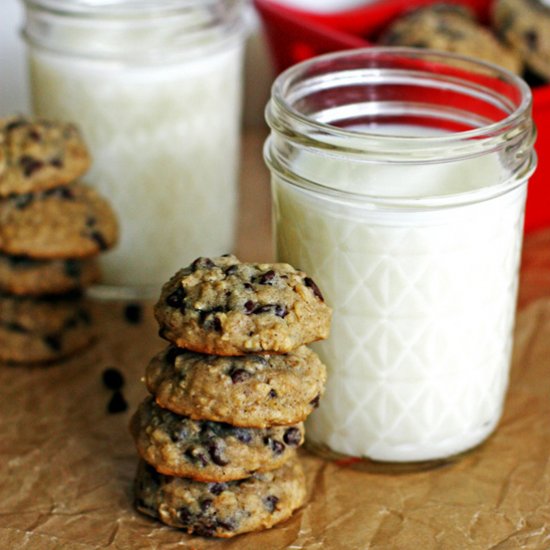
top-left (130, 397), bottom-right (304, 482)
top-left (0, 292), bottom-right (94, 363)
top-left (0, 183), bottom-right (118, 259)
top-left (145, 345), bottom-right (326, 428)
top-left (493, 0), bottom-right (550, 80)
top-left (155, 255), bottom-right (332, 355)
top-left (0, 254), bottom-right (100, 296)
top-left (134, 458), bottom-right (306, 538)
top-left (0, 116), bottom-right (90, 197)
top-left (379, 3), bottom-right (522, 74)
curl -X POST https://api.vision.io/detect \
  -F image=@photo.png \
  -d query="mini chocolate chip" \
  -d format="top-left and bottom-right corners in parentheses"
top-left (166, 286), bottom-right (185, 308)
top-left (225, 265), bottom-right (238, 276)
top-left (244, 300), bottom-right (255, 314)
top-left (178, 506), bottom-right (192, 524)
top-left (107, 391), bottom-right (128, 414)
top-left (102, 367), bottom-right (125, 390)
top-left (304, 277), bottom-right (324, 301)
top-left (20, 155), bottom-right (44, 177)
top-left (5, 119), bottom-right (26, 132)
top-left (13, 193), bottom-right (33, 209)
top-left (186, 447), bottom-right (209, 467)
top-left (50, 157), bottom-right (63, 168)
top-left (28, 129), bottom-right (41, 141)
top-left (200, 499), bottom-right (213, 512)
top-left (194, 523), bottom-right (217, 537)
top-left (229, 368), bottom-right (251, 384)
top-left (264, 437), bottom-right (285, 455)
top-left (46, 186), bottom-right (74, 200)
top-left (212, 317), bottom-right (222, 332)
top-left (124, 303), bottom-right (142, 324)
top-left (216, 519), bottom-right (236, 531)
top-left (243, 283), bottom-right (253, 290)
top-left (43, 334), bottom-right (62, 352)
top-left (233, 428), bottom-right (252, 444)
top-left (89, 231), bottom-right (108, 251)
top-left (208, 441), bottom-right (229, 466)
top-left (63, 259), bottom-right (82, 278)
top-left (209, 483), bottom-right (227, 495)
top-left (268, 389), bottom-right (277, 398)
top-left (283, 427), bottom-right (302, 446)
top-left (264, 495), bottom-right (279, 513)
top-left (191, 257), bottom-right (215, 271)
top-left (253, 304), bottom-right (287, 318)
top-left (310, 394), bottom-right (320, 408)
top-left (259, 270), bottom-right (276, 285)
top-left (525, 29), bottom-right (538, 51)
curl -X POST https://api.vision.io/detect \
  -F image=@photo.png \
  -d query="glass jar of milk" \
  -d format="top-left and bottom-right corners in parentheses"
top-left (22, 0), bottom-right (246, 293)
top-left (265, 48), bottom-right (537, 468)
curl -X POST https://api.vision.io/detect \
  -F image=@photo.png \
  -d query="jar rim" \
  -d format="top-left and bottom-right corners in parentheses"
top-left (265, 47), bottom-right (537, 208)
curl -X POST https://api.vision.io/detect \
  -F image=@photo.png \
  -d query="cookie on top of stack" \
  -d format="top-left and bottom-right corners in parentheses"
top-left (131, 254), bottom-right (332, 538)
top-left (0, 115), bottom-right (118, 364)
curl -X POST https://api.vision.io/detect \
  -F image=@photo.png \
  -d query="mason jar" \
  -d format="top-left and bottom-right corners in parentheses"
top-left (264, 48), bottom-right (537, 469)
top-left (22, 0), bottom-right (246, 293)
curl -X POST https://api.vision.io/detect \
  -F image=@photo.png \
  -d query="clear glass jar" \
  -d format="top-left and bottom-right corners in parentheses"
top-left (264, 48), bottom-right (537, 469)
top-left (23, 0), bottom-right (246, 294)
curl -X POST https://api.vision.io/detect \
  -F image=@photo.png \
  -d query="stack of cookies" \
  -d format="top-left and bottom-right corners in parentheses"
top-left (131, 255), bottom-right (332, 538)
top-left (0, 115), bottom-right (118, 364)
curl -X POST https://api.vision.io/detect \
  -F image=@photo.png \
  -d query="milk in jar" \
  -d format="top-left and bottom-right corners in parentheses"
top-left (265, 48), bottom-right (537, 465)
top-left (23, 0), bottom-right (246, 290)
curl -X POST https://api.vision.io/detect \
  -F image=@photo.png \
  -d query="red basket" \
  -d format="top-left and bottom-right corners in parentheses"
top-left (254, 0), bottom-right (549, 233)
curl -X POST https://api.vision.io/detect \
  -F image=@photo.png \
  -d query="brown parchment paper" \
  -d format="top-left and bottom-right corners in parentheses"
top-left (1, 129), bottom-right (550, 549)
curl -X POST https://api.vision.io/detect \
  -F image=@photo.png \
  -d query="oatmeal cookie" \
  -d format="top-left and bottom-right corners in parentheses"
top-left (493, 0), bottom-right (550, 80)
top-left (0, 116), bottom-right (90, 197)
top-left (155, 255), bottom-right (332, 355)
top-left (380, 3), bottom-right (522, 74)
top-left (145, 345), bottom-right (326, 428)
top-left (0, 183), bottom-right (118, 259)
top-left (0, 292), bottom-right (94, 363)
top-left (134, 458), bottom-right (306, 538)
top-left (0, 253), bottom-right (100, 296)
top-left (130, 397), bottom-right (304, 482)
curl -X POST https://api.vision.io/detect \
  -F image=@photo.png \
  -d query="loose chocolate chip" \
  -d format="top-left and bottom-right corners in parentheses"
top-left (233, 428), bottom-right (252, 444)
top-left (102, 367), bottom-right (125, 390)
top-left (124, 303), bottom-right (142, 324)
top-left (264, 495), bottom-right (279, 513)
top-left (229, 368), bottom-right (251, 384)
top-left (20, 155), bottom-right (44, 177)
top-left (107, 391), bottom-right (128, 414)
top-left (208, 441), bottom-right (229, 466)
top-left (268, 389), bottom-right (277, 398)
top-left (310, 394), bottom-right (320, 408)
top-left (209, 482), bottom-right (227, 495)
top-left (283, 427), bottom-right (302, 446)
top-left (63, 259), bottom-right (82, 278)
top-left (166, 286), bottom-right (185, 308)
top-left (304, 277), bottom-right (324, 301)
top-left (200, 499), bottom-right (213, 512)
top-left (43, 334), bottom-right (62, 352)
top-left (89, 231), bottom-right (108, 251)
top-left (259, 270), bottom-right (276, 285)
top-left (178, 506), bottom-right (193, 524)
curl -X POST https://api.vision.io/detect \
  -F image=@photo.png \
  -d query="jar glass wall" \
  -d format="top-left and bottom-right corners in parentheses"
top-left (264, 48), bottom-right (537, 468)
top-left (23, 0), bottom-right (246, 295)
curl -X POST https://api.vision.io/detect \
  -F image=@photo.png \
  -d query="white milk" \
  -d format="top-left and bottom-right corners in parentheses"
top-left (272, 127), bottom-right (527, 462)
top-left (28, 37), bottom-right (243, 288)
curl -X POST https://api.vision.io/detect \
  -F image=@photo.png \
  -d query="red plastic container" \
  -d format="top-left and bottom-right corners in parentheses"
top-left (255, 0), bottom-right (549, 233)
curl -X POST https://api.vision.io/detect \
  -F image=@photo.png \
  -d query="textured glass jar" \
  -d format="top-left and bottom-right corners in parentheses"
top-left (265, 48), bottom-right (537, 468)
top-left (23, 0), bottom-right (246, 294)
